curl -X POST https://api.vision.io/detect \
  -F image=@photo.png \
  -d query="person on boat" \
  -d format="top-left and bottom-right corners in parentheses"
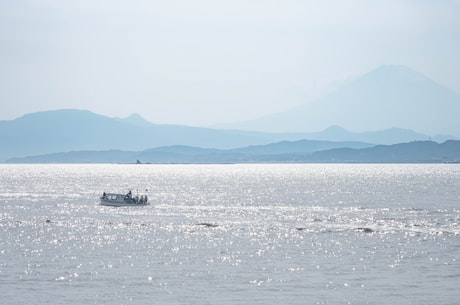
top-left (102, 192), bottom-right (106, 199)
top-left (127, 190), bottom-right (132, 198)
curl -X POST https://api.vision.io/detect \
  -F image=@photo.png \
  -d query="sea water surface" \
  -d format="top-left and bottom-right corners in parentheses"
top-left (0, 164), bottom-right (459, 305)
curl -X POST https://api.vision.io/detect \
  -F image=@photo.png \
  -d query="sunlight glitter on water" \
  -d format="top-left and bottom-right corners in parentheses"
top-left (1, 164), bottom-right (459, 305)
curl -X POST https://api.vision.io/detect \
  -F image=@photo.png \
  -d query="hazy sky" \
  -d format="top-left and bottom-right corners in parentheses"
top-left (1, 0), bottom-right (459, 126)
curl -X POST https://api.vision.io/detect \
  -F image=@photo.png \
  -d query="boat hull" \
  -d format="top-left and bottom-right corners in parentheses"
top-left (100, 200), bottom-right (150, 207)
top-left (100, 192), bottom-right (149, 207)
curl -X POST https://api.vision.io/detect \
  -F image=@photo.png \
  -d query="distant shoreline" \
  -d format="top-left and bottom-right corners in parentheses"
top-left (2, 161), bottom-right (459, 165)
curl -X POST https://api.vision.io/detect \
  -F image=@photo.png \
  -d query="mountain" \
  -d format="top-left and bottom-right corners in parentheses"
top-left (5, 139), bottom-right (373, 164)
top-left (230, 139), bottom-right (371, 154)
top-left (309, 140), bottom-right (460, 163)
top-left (221, 65), bottom-right (460, 137)
top-left (298, 125), bottom-right (455, 144)
top-left (6, 140), bottom-right (460, 164)
top-left (0, 109), bottom-right (303, 162)
top-left (3, 108), bottom-right (446, 162)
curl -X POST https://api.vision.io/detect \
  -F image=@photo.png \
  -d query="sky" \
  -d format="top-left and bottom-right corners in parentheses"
top-left (1, 0), bottom-right (459, 126)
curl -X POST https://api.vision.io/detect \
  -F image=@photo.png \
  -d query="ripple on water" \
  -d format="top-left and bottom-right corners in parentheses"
top-left (0, 164), bottom-right (459, 305)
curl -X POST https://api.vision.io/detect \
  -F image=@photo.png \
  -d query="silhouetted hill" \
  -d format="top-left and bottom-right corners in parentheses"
top-left (134, 140), bottom-right (373, 163)
top-left (6, 140), bottom-right (460, 164)
top-left (230, 139), bottom-right (371, 154)
top-left (0, 109), bottom-right (304, 161)
top-left (221, 65), bottom-right (460, 136)
top-left (5, 139), bottom-right (372, 163)
top-left (308, 140), bottom-right (460, 163)
top-left (3, 109), bottom-right (449, 162)
top-left (299, 125), bottom-right (454, 144)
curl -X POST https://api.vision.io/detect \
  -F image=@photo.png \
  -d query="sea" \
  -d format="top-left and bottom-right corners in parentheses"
top-left (0, 164), bottom-right (459, 305)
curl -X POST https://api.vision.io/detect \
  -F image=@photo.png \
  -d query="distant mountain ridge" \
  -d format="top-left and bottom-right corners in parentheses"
top-left (0, 109), bottom-right (285, 162)
top-left (308, 140), bottom-right (460, 163)
top-left (6, 140), bottom-right (460, 164)
top-left (1, 108), bottom-right (451, 162)
top-left (5, 138), bottom-right (374, 163)
top-left (219, 65), bottom-right (460, 136)
top-left (297, 125), bottom-right (453, 144)
top-left (2, 65), bottom-right (459, 162)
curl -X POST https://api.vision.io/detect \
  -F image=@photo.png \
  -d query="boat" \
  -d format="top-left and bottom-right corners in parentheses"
top-left (100, 190), bottom-right (149, 207)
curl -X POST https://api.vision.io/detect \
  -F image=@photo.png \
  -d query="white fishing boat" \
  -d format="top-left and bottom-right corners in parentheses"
top-left (100, 190), bottom-right (149, 207)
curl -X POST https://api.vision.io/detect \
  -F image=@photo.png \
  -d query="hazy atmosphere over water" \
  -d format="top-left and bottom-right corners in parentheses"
top-left (1, 0), bottom-right (460, 126)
